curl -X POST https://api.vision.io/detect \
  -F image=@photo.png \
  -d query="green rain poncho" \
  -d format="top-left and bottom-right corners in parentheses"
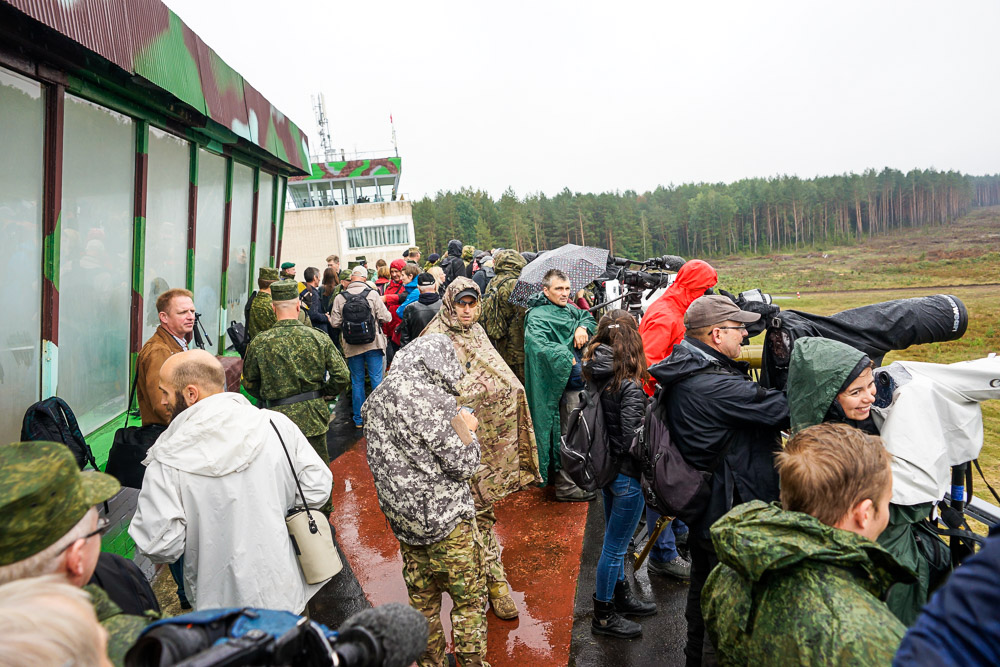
top-left (523, 291), bottom-right (596, 483)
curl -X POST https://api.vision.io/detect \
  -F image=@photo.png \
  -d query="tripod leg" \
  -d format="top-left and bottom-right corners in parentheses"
top-left (633, 516), bottom-right (672, 569)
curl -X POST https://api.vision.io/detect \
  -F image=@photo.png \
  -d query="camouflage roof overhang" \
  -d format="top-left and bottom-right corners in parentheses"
top-left (3, 0), bottom-right (309, 175)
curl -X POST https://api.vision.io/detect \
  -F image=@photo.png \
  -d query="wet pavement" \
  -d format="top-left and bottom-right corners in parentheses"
top-left (312, 397), bottom-right (691, 666)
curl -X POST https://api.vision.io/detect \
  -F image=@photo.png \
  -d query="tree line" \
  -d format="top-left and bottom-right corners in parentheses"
top-left (412, 168), bottom-right (1000, 260)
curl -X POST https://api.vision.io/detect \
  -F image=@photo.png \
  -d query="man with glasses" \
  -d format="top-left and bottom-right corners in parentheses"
top-left (647, 295), bottom-right (789, 667)
top-left (0, 441), bottom-right (151, 665)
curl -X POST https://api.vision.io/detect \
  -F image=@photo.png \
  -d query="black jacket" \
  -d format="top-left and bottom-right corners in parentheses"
top-left (399, 293), bottom-right (442, 346)
top-left (582, 344), bottom-right (645, 480)
top-left (301, 285), bottom-right (329, 334)
top-left (440, 240), bottom-right (466, 287)
top-left (649, 337), bottom-right (789, 538)
top-left (472, 266), bottom-right (495, 294)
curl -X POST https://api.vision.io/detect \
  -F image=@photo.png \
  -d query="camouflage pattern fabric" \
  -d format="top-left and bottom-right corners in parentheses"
top-left (462, 245), bottom-right (475, 263)
top-left (86, 584), bottom-right (155, 667)
top-left (241, 319), bottom-right (350, 439)
top-left (479, 250), bottom-right (528, 383)
top-left (421, 277), bottom-right (541, 507)
top-left (703, 500), bottom-right (912, 667)
top-left (246, 290), bottom-right (276, 342)
top-left (362, 335), bottom-right (481, 546)
top-left (399, 518), bottom-right (490, 667)
top-left (475, 506), bottom-right (505, 586)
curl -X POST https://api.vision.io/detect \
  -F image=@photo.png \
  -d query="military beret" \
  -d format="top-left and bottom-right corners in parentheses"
top-left (339, 269), bottom-right (352, 281)
top-left (258, 266), bottom-right (279, 281)
top-left (270, 279), bottom-right (299, 302)
top-left (0, 442), bottom-right (120, 566)
top-left (280, 261), bottom-right (295, 270)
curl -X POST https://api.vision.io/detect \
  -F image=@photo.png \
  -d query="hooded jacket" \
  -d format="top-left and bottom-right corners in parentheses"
top-left (480, 250), bottom-right (528, 381)
top-left (129, 392), bottom-right (333, 613)
top-left (439, 240), bottom-right (466, 287)
top-left (703, 500), bottom-right (909, 667)
top-left (381, 259), bottom-right (409, 339)
top-left (362, 335), bottom-right (482, 545)
top-left (638, 259), bottom-right (718, 384)
top-left (786, 337), bottom-right (870, 434)
top-left (523, 290), bottom-right (597, 483)
top-left (421, 278), bottom-right (541, 505)
top-left (649, 337), bottom-right (788, 536)
top-left (582, 344), bottom-right (645, 480)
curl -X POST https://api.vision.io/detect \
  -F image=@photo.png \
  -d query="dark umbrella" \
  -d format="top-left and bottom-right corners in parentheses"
top-left (509, 244), bottom-right (610, 307)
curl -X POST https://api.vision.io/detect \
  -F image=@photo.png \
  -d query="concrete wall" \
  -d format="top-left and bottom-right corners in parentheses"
top-left (282, 200), bottom-right (415, 269)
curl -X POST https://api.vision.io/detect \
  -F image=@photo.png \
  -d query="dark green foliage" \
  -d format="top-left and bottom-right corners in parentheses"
top-left (412, 169), bottom-right (1000, 258)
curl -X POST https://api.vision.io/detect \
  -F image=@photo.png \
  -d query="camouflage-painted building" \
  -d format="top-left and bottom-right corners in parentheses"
top-left (0, 2), bottom-right (308, 452)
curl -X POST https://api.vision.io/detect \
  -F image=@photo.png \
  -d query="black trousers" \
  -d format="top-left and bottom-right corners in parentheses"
top-left (685, 532), bottom-right (719, 667)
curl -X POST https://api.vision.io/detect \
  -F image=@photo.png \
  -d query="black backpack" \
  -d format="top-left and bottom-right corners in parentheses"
top-left (341, 287), bottom-right (377, 345)
top-left (560, 380), bottom-right (616, 491)
top-left (630, 388), bottom-right (732, 525)
top-left (227, 320), bottom-right (249, 358)
top-left (20, 397), bottom-right (98, 471)
top-left (244, 290), bottom-right (258, 324)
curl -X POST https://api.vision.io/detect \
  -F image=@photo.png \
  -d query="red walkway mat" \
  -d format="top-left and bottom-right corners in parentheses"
top-left (330, 437), bottom-right (590, 666)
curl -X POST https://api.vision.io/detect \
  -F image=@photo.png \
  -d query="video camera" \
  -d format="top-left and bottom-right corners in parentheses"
top-left (125, 603), bottom-right (428, 667)
top-left (596, 255), bottom-right (687, 318)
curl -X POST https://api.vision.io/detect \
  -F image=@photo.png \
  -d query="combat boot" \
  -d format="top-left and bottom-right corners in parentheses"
top-left (488, 581), bottom-right (519, 620)
top-left (613, 578), bottom-right (657, 617)
top-left (554, 469), bottom-right (597, 502)
top-left (592, 595), bottom-right (641, 639)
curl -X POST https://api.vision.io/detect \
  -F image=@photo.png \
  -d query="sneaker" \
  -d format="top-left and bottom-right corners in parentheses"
top-left (647, 555), bottom-right (691, 580)
top-left (555, 487), bottom-right (597, 502)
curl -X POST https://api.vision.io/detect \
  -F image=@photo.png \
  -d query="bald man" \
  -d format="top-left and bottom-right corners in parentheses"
top-left (130, 350), bottom-right (334, 613)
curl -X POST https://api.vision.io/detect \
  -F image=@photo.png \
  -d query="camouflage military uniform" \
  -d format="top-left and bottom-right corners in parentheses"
top-left (362, 336), bottom-right (490, 666)
top-left (703, 500), bottom-right (911, 667)
top-left (400, 519), bottom-right (489, 667)
top-left (479, 250), bottom-right (528, 383)
top-left (86, 584), bottom-right (154, 667)
top-left (246, 289), bottom-right (276, 342)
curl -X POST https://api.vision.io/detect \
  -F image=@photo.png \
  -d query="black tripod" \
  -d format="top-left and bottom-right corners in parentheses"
top-left (192, 312), bottom-right (214, 350)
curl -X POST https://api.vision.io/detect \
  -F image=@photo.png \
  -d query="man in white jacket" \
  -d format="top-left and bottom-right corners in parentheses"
top-left (129, 350), bottom-right (333, 613)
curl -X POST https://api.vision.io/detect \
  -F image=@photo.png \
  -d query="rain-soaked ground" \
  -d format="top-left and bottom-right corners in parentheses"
top-left (311, 397), bottom-right (691, 666)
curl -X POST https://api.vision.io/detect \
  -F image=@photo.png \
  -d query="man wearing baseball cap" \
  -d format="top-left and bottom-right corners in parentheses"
top-left (0, 442), bottom-right (150, 665)
top-left (647, 294), bottom-right (789, 666)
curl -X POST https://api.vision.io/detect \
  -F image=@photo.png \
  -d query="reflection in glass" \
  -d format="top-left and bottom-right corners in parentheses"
top-left (194, 150), bottom-right (226, 353)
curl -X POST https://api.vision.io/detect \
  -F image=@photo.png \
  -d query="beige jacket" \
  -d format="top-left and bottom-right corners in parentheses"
top-left (330, 281), bottom-right (392, 358)
top-left (136, 325), bottom-right (185, 425)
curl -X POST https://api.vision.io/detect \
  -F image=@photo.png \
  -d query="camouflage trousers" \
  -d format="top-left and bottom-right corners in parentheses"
top-left (475, 506), bottom-right (506, 586)
top-left (399, 518), bottom-right (490, 667)
top-left (306, 433), bottom-right (333, 515)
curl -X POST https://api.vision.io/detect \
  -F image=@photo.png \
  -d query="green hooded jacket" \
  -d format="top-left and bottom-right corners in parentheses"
top-left (703, 501), bottom-right (911, 667)
top-left (786, 337), bottom-right (866, 433)
top-left (523, 291), bottom-right (596, 483)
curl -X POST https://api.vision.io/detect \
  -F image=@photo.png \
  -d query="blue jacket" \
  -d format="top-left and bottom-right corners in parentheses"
top-left (893, 525), bottom-right (1000, 666)
top-left (395, 278), bottom-right (420, 318)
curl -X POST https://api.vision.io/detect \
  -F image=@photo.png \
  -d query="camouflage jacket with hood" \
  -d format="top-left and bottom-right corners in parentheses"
top-left (703, 500), bottom-right (910, 667)
top-left (421, 278), bottom-right (541, 508)
top-left (479, 249), bottom-right (528, 381)
top-left (362, 334), bottom-right (482, 546)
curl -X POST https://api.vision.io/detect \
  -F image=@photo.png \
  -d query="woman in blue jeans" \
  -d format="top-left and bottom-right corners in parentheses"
top-left (581, 309), bottom-right (657, 639)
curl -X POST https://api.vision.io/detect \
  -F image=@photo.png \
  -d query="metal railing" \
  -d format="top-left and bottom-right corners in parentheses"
top-left (308, 148), bottom-right (398, 164)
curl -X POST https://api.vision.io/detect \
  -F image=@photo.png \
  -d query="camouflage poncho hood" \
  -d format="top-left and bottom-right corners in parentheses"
top-left (492, 249), bottom-right (526, 278)
top-left (704, 500), bottom-right (914, 666)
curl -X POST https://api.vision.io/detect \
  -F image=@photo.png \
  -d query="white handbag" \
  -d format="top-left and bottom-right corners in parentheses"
top-left (270, 421), bottom-right (343, 584)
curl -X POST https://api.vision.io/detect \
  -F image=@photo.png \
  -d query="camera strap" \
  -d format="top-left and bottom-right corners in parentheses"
top-left (269, 420), bottom-right (319, 533)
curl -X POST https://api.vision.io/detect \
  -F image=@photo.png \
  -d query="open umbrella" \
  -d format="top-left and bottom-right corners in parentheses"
top-left (509, 244), bottom-right (610, 307)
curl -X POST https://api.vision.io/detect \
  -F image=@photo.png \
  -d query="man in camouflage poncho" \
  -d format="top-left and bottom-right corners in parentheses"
top-left (242, 280), bottom-right (350, 513)
top-left (479, 249), bottom-right (528, 383)
top-left (421, 277), bottom-right (541, 620)
top-left (247, 267), bottom-right (311, 342)
top-left (702, 423), bottom-right (912, 667)
top-left (362, 335), bottom-right (490, 667)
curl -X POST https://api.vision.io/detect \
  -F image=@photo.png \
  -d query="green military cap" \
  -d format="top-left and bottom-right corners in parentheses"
top-left (339, 269), bottom-right (352, 281)
top-left (258, 266), bottom-right (279, 281)
top-left (271, 279), bottom-right (299, 302)
top-left (407, 246), bottom-right (420, 255)
top-left (280, 261), bottom-right (295, 270)
top-left (0, 442), bottom-right (120, 566)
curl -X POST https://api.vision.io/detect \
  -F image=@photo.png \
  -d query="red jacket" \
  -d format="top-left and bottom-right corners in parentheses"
top-left (382, 260), bottom-right (409, 338)
top-left (638, 259), bottom-right (718, 394)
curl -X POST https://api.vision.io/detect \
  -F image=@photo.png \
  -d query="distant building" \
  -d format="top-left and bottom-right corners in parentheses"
top-left (283, 156), bottom-right (415, 268)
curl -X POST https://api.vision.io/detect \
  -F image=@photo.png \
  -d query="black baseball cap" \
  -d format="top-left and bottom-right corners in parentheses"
top-left (417, 272), bottom-right (436, 286)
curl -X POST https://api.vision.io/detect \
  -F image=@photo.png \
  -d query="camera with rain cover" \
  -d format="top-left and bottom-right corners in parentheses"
top-left (599, 255), bottom-right (686, 318)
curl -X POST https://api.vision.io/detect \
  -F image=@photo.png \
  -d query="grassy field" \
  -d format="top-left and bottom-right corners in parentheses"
top-left (711, 208), bottom-right (1000, 508)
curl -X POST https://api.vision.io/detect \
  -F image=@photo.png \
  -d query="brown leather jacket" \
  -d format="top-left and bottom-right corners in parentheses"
top-left (136, 325), bottom-right (185, 425)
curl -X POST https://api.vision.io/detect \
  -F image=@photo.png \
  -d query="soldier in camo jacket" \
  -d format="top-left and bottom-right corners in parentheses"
top-left (362, 334), bottom-right (490, 667)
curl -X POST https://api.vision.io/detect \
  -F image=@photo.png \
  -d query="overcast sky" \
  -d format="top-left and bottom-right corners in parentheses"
top-left (164, 0), bottom-right (1000, 200)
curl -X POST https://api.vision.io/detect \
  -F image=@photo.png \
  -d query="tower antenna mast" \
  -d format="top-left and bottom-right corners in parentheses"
top-left (312, 93), bottom-right (334, 161)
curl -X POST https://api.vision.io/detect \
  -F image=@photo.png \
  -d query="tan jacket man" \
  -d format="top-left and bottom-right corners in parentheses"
top-left (330, 267), bottom-right (392, 358)
top-left (136, 288), bottom-right (195, 425)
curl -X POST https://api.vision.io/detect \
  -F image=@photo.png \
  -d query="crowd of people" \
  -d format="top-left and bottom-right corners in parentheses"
top-left (1, 238), bottom-right (999, 667)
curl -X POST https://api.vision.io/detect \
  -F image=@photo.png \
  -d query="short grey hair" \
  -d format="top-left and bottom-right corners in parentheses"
top-left (0, 508), bottom-right (95, 586)
top-left (0, 574), bottom-right (106, 667)
top-left (542, 269), bottom-right (569, 289)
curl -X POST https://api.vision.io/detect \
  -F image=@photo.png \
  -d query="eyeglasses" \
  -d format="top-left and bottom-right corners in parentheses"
top-left (715, 325), bottom-right (748, 333)
top-left (58, 517), bottom-right (111, 554)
